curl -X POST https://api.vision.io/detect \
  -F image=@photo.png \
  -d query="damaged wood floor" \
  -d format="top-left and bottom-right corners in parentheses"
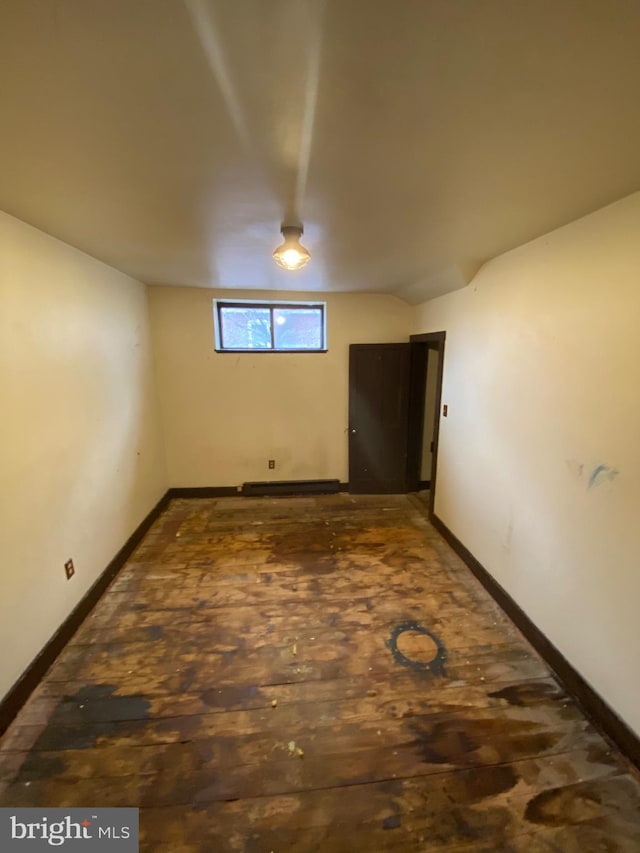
top-left (1, 494), bottom-right (640, 851)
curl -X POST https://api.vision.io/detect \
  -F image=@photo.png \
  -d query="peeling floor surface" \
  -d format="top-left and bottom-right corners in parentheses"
top-left (1, 494), bottom-right (640, 851)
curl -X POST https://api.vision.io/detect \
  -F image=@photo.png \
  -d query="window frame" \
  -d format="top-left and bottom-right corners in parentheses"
top-left (213, 298), bottom-right (327, 353)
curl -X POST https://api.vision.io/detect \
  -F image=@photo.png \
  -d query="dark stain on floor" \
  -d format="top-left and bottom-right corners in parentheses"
top-left (265, 522), bottom-right (342, 574)
top-left (489, 681), bottom-right (565, 707)
top-left (31, 685), bottom-right (151, 750)
top-left (201, 684), bottom-right (260, 709)
top-left (145, 625), bottom-right (165, 641)
top-left (525, 782), bottom-right (603, 826)
top-left (408, 715), bottom-right (560, 768)
top-left (13, 752), bottom-right (67, 784)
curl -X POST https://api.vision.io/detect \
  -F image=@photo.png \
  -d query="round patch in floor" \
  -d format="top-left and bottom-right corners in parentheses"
top-left (396, 628), bottom-right (439, 662)
top-left (387, 621), bottom-right (446, 674)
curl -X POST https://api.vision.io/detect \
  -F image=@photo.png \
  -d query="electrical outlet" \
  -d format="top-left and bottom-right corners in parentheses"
top-left (268, 459), bottom-right (275, 469)
top-left (64, 559), bottom-right (75, 580)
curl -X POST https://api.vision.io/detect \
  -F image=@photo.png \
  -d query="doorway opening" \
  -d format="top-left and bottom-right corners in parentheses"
top-left (347, 334), bottom-right (445, 510)
top-left (407, 332), bottom-right (446, 517)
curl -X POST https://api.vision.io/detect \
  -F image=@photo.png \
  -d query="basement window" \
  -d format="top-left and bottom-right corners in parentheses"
top-left (213, 299), bottom-right (327, 352)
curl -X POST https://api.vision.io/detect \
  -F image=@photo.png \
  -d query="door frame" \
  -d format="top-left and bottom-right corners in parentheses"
top-left (408, 331), bottom-right (446, 517)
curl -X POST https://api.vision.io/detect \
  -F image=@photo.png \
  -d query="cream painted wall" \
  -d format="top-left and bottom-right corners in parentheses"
top-left (149, 288), bottom-right (412, 486)
top-left (0, 211), bottom-right (167, 701)
top-left (412, 192), bottom-right (640, 736)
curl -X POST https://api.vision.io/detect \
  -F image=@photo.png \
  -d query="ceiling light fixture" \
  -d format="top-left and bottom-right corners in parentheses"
top-left (273, 224), bottom-right (311, 271)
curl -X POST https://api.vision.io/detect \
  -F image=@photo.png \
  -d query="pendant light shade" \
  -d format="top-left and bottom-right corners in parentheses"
top-left (273, 224), bottom-right (311, 271)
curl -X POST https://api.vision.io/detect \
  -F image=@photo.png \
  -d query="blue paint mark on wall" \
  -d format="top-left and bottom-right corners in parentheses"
top-left (565, 459), bottom-right (584, 479)
top-left (588, 464), bottom-right (619, 489)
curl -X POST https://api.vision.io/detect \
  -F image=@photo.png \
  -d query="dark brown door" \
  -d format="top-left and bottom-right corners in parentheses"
top-left (348, 343), bottom-right (411, 493)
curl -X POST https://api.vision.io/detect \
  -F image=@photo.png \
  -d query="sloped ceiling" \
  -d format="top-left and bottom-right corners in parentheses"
top-left (1, 0), bottom-right (640, 302)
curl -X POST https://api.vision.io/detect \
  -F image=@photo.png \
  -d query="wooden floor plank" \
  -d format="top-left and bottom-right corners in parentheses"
top-left (1, 493), bottom-right (639, 851)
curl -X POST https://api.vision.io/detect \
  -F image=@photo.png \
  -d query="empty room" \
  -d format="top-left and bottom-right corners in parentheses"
top-left (2, 1), bottom-right (640, 850)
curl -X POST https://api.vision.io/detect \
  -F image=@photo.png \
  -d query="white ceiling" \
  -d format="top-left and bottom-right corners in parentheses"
top-left (2, 0), bottom-right (640, 302)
